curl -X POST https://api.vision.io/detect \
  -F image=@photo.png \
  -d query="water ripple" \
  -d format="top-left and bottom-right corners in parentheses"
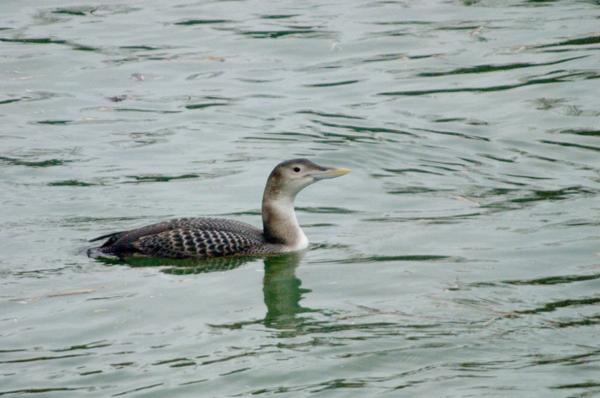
top-left (0, 387), bottom-right (89, 396)
top-left (174, 19), bottom-right (232, 26)
top-left (0, 37), bottom-right (98, 51)
top-left (379, 71), bottom-right (600, 96)
top-left (2, 0), bottom-right (600, 396)
top-left (417, 55), bottom-right (587, 77)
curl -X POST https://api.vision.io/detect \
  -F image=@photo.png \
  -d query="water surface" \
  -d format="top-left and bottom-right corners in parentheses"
top-left (1, 0), bottom-right (599, 396)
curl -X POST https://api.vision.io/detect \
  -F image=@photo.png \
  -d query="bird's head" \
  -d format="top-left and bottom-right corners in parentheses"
top-left (265, 158), bottom-right (351, 200)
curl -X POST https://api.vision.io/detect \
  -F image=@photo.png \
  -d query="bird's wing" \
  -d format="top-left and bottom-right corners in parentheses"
top-left (132, 227), bottom-right (262, 258)
top-left (89, 218), bottom-right (264, 258)
top-left (91, 217), bottom-right (262, 246)
top-left (167, 218), bottom-right (263, 239)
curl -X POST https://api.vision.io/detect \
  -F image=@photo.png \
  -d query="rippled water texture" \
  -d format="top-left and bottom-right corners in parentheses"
top-left (1, 0), bottom-right (600, 396)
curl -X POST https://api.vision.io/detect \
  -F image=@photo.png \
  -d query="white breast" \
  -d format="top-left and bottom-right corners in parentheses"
top-left (286, 229), bottom-right (309, 251)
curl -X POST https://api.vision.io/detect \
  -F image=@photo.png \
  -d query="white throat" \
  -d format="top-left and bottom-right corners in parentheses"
top-left (262, 196), bottom-right (309, 251)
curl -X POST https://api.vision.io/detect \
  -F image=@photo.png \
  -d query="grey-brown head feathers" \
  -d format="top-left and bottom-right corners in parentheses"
top-left (263, 158), bottom-right (330, 201)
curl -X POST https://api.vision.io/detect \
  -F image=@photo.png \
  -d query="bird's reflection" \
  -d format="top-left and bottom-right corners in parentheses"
top-left (262, 251), bottom-right (312, 331)
top-left (100, 251), bottom-right (313, 334)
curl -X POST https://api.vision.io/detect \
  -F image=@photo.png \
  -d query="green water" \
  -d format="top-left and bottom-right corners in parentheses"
top-left (1, 0), bottom-right (599, 396)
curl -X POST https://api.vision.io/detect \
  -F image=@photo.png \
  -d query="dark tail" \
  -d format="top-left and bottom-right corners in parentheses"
top-left (87, 231), bottom-right (124, 259)
top-left (89, 231), bottom-right (123, 243)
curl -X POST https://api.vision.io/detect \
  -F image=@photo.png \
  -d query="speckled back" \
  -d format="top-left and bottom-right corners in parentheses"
top-left (93, 217), bottom-right (272, 258)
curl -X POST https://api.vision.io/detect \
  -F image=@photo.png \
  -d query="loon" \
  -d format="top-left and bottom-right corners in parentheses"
top-left (88, 159), bottom-right (350, 259)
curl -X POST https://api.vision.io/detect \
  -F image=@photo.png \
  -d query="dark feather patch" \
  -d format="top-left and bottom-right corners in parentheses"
top-left (134, 228), bottom-right (259, 258)
top-left (88, 217), bottom-right (269, 259)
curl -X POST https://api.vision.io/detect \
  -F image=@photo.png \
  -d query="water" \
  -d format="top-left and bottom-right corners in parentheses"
top-left (1, 0), bottom-right (599, 396)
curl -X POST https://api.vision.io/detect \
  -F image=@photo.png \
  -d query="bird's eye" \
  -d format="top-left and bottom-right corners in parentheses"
top-left (293, 167), bottom-right (301, 173)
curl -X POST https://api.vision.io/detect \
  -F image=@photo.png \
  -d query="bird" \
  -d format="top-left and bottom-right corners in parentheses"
top-left (87, 159), bottom-right (350, 259)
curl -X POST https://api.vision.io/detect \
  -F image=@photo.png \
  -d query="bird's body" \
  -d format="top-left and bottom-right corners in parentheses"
top-left (88, 159), bottom-right (349, 259)
top-left (89, 217), bottom-right (272, 259)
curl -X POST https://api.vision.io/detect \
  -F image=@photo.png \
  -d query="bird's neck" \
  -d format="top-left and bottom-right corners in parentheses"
top-left (262, 191), bottom-right (308, 250)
